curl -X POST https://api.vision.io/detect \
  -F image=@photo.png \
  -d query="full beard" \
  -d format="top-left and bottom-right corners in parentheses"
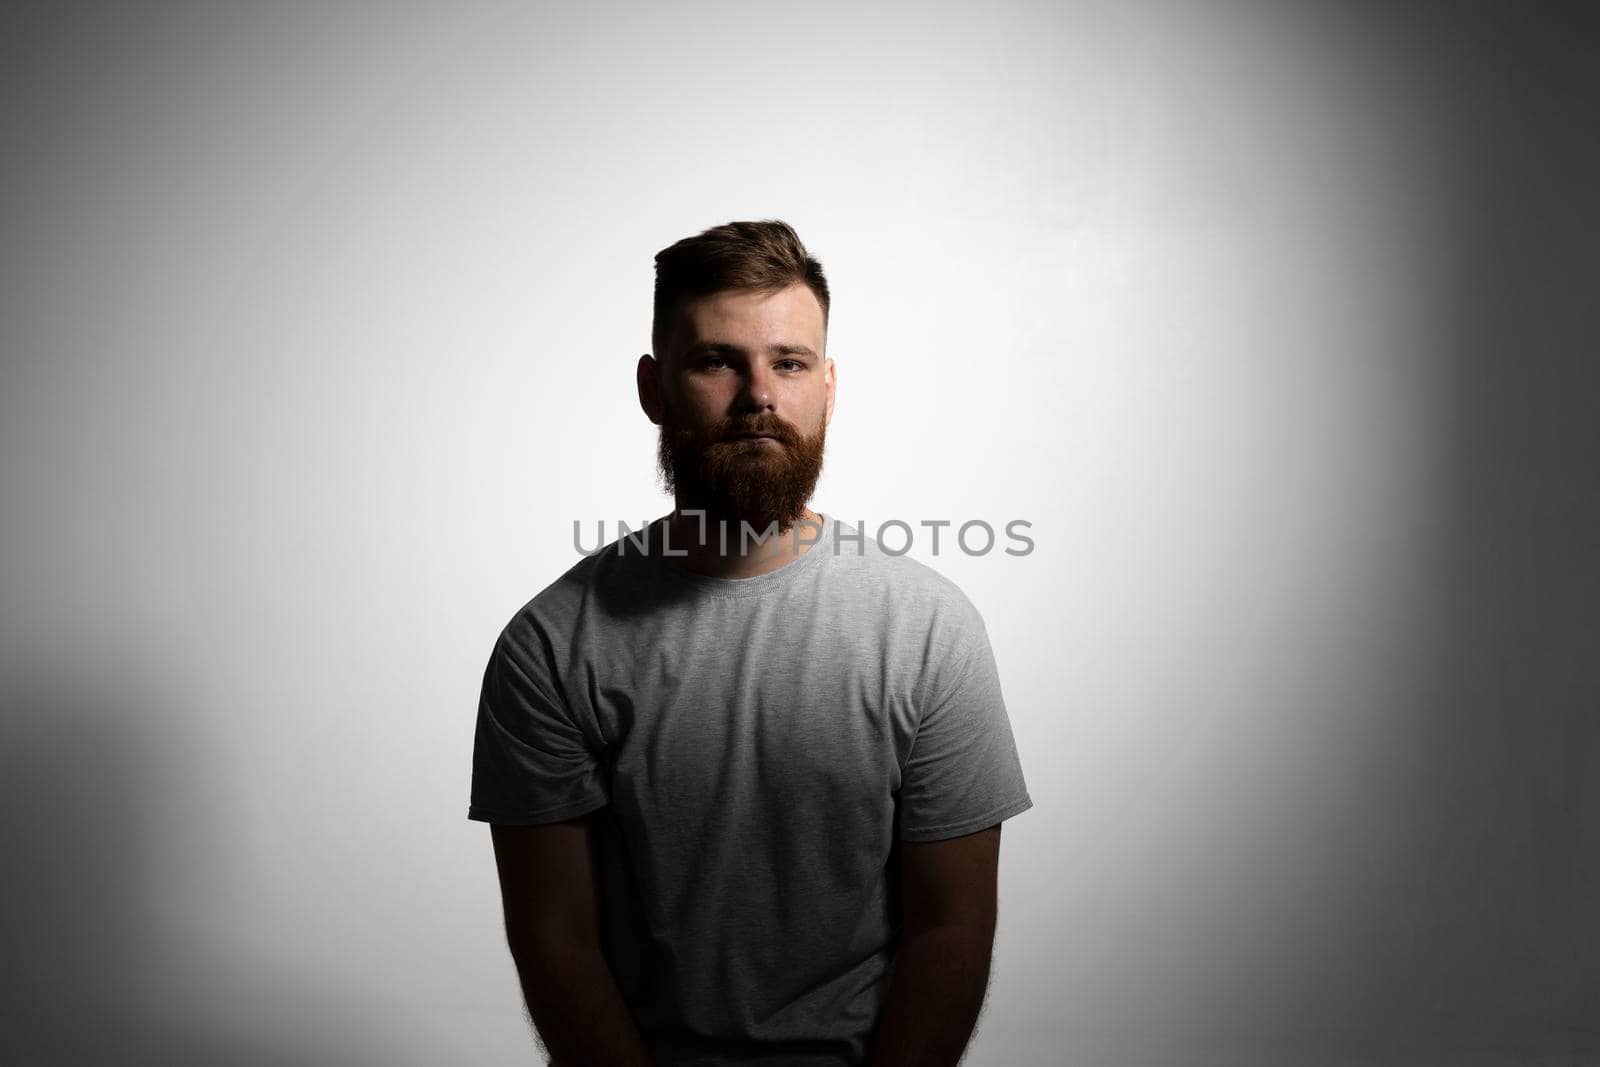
top-left (656, 412), bottom-right (827, 539)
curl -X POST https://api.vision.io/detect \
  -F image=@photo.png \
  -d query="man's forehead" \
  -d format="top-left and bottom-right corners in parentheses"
top-left (670, 284), bottom-right (825, 350)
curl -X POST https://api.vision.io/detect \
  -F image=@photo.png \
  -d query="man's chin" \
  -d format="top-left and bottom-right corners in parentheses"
top-left (659, 430), bottom-right (826, 536)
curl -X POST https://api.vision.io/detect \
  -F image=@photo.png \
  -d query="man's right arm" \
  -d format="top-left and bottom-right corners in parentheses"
top-left (490, 813), bottom-right (655, 1067)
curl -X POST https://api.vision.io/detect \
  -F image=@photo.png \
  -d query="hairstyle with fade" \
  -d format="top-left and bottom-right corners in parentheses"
top-left (651, 219), bottom-right (830, 361)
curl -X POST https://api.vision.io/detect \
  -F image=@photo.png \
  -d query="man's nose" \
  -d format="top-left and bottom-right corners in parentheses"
top-left (735, 366), bottom-right (776, 411)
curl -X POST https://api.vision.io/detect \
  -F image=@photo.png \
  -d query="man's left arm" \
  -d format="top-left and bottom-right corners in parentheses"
top-left (866, 824), bottom-right (1001, 1067)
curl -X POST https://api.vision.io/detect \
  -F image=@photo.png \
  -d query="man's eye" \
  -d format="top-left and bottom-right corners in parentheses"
top-left (778, 360), bottom-right (803, 371)
top-left (700, 357), bottom-right (728, 370)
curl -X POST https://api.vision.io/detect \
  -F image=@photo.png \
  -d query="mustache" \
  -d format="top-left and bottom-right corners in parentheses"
top-left (670, 417), bottom-right (800, 447)
top-left (724, 420), bottom-right (792, 442)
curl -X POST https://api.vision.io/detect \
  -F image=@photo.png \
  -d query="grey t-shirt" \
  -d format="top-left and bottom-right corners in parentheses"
top-left (469, 513), bottom-right (1033, 1066)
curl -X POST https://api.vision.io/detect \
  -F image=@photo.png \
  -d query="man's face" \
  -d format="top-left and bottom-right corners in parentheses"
top-left (641, 282), bottom-right (835, 533)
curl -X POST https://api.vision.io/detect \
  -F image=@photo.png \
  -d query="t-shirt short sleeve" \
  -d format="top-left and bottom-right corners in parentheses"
top-left (899, 617), bottom-right (1033, 842)
top-left (467, 621), bottom-right (610, 824)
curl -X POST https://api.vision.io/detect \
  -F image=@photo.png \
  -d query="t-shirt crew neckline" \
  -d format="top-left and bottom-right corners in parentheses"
top-left (642, 511), bottom-right (836, 599)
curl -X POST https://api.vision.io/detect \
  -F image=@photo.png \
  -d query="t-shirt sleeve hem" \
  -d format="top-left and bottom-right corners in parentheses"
top-left (467, 794), bottom-right (609, 825)
top-left (900, 794), bottom-right (1034, 842)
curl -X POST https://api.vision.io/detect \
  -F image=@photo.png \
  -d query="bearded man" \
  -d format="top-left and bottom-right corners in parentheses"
top-left (469, 220), bottom-right (1033, 1067)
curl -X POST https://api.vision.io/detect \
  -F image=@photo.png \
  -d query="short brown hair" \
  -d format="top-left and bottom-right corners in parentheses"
top-left (651, 219), bottom-right (830, 359)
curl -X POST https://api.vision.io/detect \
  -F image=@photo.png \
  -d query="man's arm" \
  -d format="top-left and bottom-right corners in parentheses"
top-left (490, 814), bottom-right (655, 1067)
top-left (866, 824), bottom-right (1002, 1067)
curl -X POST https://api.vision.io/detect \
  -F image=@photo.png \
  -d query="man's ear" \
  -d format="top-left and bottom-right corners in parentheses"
top-left (824, 357), bottom-right (837, 426)
top-left (637, 353), bottom-right (665, 425)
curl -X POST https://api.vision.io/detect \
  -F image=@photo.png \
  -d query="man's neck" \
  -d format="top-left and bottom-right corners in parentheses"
top-left (660, 506), bottom-right (825, 580)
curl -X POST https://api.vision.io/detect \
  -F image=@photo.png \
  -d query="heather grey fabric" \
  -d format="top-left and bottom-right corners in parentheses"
top-left (469, 513), bottom-right (1033, 1066)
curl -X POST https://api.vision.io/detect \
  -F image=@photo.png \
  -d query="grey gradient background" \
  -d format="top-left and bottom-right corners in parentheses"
top-left (3, 2), bottom-right (1597, 1064)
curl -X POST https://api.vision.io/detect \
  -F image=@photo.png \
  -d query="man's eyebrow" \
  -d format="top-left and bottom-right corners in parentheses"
top-left (685, 342), bottom-right (819, 359)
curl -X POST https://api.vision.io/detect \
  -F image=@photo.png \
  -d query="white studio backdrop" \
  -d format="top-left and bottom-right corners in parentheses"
top-left (4, 2), bottom-right (1596, 1064)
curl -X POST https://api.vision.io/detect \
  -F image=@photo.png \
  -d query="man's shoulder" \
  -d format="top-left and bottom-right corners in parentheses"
top-left (492, 536), bottom-right (641, 649)
top-left (821, 517), bottom-right (984, 623)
